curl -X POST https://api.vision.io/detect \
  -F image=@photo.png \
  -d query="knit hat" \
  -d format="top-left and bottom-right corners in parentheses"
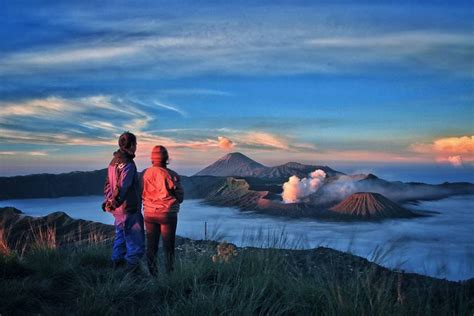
top-left (151, 145), bottom-right (169, 165)
top-left (118, 131), bottom-right (137, 154)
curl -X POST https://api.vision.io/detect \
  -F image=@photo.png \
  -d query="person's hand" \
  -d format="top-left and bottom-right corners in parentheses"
top-left (102, 200), bottom-right (119, 212)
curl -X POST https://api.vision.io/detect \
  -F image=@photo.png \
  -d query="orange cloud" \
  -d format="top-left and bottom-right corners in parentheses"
top-left (410, 135), bottom-right (474, 166)
top-left (433, 136), bottom-right (474, 154)
top-left (217, 136), bottom-right (234, 150)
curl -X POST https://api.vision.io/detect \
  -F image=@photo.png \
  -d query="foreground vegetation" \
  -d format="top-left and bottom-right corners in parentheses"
top-left (0, 232), bottom-right (472, 316)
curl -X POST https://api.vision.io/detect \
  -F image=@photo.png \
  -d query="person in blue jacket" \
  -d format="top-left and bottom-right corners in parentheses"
top-left (103, 131), bottom-right (145, 271)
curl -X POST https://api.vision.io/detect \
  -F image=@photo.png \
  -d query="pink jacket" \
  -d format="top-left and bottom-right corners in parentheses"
top-left (142, 166), bottom-right (184, 217)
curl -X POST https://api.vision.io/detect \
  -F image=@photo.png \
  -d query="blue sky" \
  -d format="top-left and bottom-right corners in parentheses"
top-left (0, 0), bottom-right (473, 179)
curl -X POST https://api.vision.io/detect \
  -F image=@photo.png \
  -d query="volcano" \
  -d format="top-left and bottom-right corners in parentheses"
top-left (329, 192), bottom-right (415, 219)
top-left (195, 152), bottom-right (266, 177)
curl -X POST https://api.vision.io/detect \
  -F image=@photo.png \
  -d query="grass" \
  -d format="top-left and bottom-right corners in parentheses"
top-left (0, 227), bottom-right (472, 315)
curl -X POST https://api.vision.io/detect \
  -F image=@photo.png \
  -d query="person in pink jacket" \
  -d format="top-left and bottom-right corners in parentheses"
top-left (142, 145), bottom-right (184, 275)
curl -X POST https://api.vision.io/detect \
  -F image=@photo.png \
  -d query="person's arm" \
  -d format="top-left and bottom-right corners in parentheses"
top-left (138, 169), bottom-right (144, 197)
top-left (104, 172), bottom-right (112, 200)
top-left (103, 168), bottom-right (122, 212)
top-left (173, 174), bottom-right (184, 203)
top-left (115, 162), bottom-right (136, 206)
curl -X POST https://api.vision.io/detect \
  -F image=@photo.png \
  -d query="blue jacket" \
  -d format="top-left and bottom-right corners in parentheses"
top-left (104, 150), bottom-right (140, 214)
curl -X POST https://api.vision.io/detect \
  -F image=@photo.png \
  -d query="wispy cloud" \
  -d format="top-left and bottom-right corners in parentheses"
top-left (197, 131), bottom-right (317, 153)
top-left (1, 97), bottom-right (75, 117)
top-left (81, 121), bottom-right (116, 132)
top-left (1, 8), bottom-right (472, 78)
top-left (159, 89), bottom-right (232, 96)
top-left (0, 128), bottom-right (114, 146)
top-left (153, 101), bottom-right (187, 117)
top-left (0, 96), bottom-right (155, 146)
top-left (0, 150), bottom-right (49, 156)
top-left (238, 132), bottom-right (289, 151)
top-left (305, 31), bottom-right (474, 75)
top-left (306, 31), bottom-right (471, 49)
top-left (8, 46), bottom-right (140, 66)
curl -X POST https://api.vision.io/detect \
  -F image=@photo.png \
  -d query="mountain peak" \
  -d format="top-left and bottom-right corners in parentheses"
top-left (219, 152), bottom-right (254, 161)
top-left (195, 152), bottom-right (266, 177)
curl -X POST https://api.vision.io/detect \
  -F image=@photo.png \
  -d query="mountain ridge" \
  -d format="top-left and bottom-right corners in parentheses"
top-left (195, 152), bottom-right (343, 178)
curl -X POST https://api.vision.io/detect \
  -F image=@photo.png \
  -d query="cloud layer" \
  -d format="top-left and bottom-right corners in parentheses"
top-left (1, 4), bottom-right (472, 81)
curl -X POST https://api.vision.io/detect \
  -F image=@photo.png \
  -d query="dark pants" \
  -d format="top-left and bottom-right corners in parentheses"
top-left (112, 212), bottom-right (145, 266)
top-left (145, 213), bottom-right (178, 274)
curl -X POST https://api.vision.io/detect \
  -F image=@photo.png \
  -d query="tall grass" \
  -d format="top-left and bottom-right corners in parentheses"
top-left (0, 228), bottom-right (10, 256)
top-left (0, 226), bottom-right (472, 315)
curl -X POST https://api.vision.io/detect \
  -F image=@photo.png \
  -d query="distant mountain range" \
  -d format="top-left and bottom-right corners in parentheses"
top-left (0, 152), bottom-right (341, 200)
top-left (195, 152), bottom-right (343, 178)
top-left (1, 152), bottom-right (473, 221)
top-left (0, 169), bottom-right (107, 200)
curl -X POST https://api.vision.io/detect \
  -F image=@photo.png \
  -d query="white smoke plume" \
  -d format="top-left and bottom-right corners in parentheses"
top-left (314, 175), bottom-right (358, 204)
top-left (282, 169), bottom-right (326, 203)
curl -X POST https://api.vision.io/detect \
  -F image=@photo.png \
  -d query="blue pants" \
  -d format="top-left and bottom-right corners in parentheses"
top-left (112, 212), bottom-right (145, 266)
